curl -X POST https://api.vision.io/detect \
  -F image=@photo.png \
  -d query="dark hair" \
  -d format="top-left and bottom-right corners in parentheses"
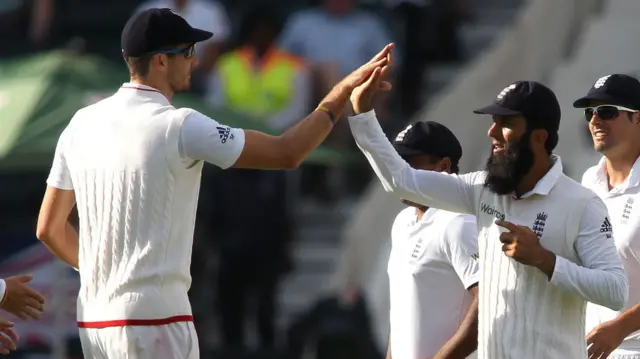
top-left (125, 54), bottom-right (154, 78)
top-left (237, 7), bottom-right (283, 45)
top-left (450, 161), bottom-right (460, 174)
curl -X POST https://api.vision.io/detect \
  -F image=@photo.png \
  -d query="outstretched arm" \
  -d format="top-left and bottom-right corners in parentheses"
top-left (180, 44), bottom-right (395, 170)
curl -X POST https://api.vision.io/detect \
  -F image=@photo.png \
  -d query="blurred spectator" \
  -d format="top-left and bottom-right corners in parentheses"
top-left (207, 10), bottom-right (299, 351)
top-left (384, 0), bottom-right (473, 117)
top-left (134, 0), bottom-right (231, 93)
top-left (212, 167), bottom-right (295, 351)
top-left (0, 0), bottom-right (55, 57)
top-left (278, 0), bottom-right (393, 145)
top-left (207, 7), bottom-right (311, 132)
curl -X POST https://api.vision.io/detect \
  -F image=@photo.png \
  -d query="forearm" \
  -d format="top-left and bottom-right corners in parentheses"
top-left (433, 297), bottom-right (478, 359)
top-left (348, 110), bottom-right (475, 214)
top-left (615, 304), bottom-right (640, 336)
top-left (279, 83), bottom-right (351, 166)
top-left (39, 222), bottom-right (79, 269)
top-left (548, 254), bottom-right (628, 311)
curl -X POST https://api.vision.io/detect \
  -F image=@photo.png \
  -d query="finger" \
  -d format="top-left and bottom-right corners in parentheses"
top-left (495, 220), bottom-right (519, 232)
top-left (367, 43), bottom-right (394, 64)
top-left (0, 328), bottom-right (18, 343)
top-left (15, 274), bottom-right (33, 284)
top-left (24, 298), bottom-right (44, 312)
top-left (0, 333), bottom-right (16, 351)
top-left (25, 287), bottom-right (45, 305)
top-left (380, 64), bottom-right (392, 81)
top-left (0, 320), bottom-right (13, 330)
top-left (21, 307), bottom-right (40, 320)
top-left (0, 346), bottom-right (8, 355)
top-left (8, 310), bottom-right (28, 321)
top-left (362, 68), bottom-right (382, 90)
top-left (601, 349), bottom-right (613, 359)
top-left (499, 232), bottom-right (515, 244)
top-left (377, 81), bottom-right (393, 91)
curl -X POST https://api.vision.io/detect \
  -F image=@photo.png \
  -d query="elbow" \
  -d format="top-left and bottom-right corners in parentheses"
top-left (36, 225), bottom-right (52, 243)
top-left (606, 274), bottom-right (629, 311)
top-left (612, 278), bottom-right (629, 311)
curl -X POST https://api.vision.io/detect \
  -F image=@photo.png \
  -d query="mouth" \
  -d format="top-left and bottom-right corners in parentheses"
top-left (492, 143), bottom-right (505, 155)
top-left (592, 129), bottom-right (608, 140)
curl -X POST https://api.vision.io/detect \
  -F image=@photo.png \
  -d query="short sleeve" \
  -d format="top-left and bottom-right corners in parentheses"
top-left (444, 214), bottom-right (480, 289)
top-left (179, 111), bottom-right (245, 169)
top-left (46, 126), bottom-right (74, 190)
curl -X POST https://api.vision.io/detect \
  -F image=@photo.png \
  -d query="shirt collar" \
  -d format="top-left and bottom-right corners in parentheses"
top-left (515, 154), bottom-right (564, 200)
top-left (118, 83), bottom-right (171, 104)
top-left (590, 155), bottom-right (640, 192)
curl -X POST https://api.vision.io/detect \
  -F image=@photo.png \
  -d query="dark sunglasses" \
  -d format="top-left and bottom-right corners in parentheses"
top-left (149, 44), bottom-right (196, 58)
top-left (584, 104), bottom-right (637, 122)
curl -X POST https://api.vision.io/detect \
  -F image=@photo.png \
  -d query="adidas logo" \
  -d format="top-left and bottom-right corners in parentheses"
top-left (217, 126), bottom-right (231, 144)
top-left (600, 217), bottom-right (613, 238)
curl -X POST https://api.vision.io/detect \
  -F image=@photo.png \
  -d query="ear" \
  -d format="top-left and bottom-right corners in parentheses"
top-left (530, 128), bottom-right (548, 149)
top-left (151, 54), bottom-right (168, 72)
top-left (438, 157), bottom-right (452, 173)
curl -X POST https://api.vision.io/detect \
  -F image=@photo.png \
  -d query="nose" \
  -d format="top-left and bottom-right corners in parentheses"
top-left (487, 122), bottom-right (500, 140)
top-left (589, 112), bottom-right (603, 126)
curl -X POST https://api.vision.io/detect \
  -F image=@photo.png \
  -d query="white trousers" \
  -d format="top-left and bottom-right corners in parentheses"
top-left (79, 322), bottom-right (199, 359)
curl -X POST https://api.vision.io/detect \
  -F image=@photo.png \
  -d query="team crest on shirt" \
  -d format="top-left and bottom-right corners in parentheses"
top-left (532, 212), bottom-right (548, 239)
top-left (622, 198), bottom-right (634, 224)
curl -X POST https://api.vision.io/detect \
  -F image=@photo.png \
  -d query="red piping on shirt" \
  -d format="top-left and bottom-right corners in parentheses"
top-left (77, 315), bottom-right (194, 328)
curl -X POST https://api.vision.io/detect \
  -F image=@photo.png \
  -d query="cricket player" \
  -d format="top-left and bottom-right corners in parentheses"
top-left (574, 74), bottom-right (640, 359)
top-left (34, 8), bottom-right (392, 359)
top-left (386, 121), bottom-right (479, 359)
top-left (348, 77), bottom-right (628, 359)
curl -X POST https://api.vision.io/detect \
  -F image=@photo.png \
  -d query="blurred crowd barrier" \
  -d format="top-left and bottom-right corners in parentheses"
top-left (329, 0), bottom-right (604, 347)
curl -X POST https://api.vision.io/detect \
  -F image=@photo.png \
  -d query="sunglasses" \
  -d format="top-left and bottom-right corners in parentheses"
top-left (584, 104), bottom-right (637, 122)
top-left (149, 44), bottom-right (196, 58)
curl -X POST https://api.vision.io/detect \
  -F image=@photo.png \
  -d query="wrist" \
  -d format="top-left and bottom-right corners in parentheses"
top-left (616, 311), bottom-right (639, 337)
top-left (535, 248), bottom-right (556, 280)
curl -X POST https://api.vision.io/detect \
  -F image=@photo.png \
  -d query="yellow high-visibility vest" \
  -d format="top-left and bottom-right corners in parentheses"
top-left (216, 46), bottom-right (305, 118)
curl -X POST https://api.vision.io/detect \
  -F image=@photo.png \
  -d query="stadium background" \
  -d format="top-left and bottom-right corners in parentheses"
top-left (0, 0), bottom-right (631, 357)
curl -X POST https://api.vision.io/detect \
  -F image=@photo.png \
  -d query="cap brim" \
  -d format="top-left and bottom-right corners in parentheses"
top-left (393, 144), bottom-right (426, 159)
top-left (573, 93), bottom-right (622, 108)
top-left (189, 28), bottom-right (214, 43)
top-left (472, 103), bottom-right (522, 116)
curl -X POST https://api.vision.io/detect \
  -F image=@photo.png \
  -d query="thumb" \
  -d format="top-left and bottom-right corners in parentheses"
top-left (17, 274), bottom-right (34, 283)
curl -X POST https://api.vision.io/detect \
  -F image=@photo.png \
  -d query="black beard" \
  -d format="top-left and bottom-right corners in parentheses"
top-left (484, 132), bottom-right (535, 195)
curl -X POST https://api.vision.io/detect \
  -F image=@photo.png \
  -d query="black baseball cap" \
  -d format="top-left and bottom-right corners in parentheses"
top-left (393, 121), bottom-right (463, 165)
top-left (121, 8), bottom-right (213, 57)
top-left (473, 81), bottom-right (561, 133)
top-left (573, 74), bottom-right (640, 110)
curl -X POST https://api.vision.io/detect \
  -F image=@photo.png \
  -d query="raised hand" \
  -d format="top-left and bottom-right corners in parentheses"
top-left (1, 275), bottom-right (45, 320)
top-left (350, 46), bottom-right (394, 114)
top-left (339, 43), bottom-right (394, 92)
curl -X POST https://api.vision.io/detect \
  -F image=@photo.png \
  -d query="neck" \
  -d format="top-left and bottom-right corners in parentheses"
top-left (515, 154), bottom-right (553, 197)
top-left (415, 206), bottom-right (427, 221)
top-left (130, 78), bottom-right (174, 99)
top-left (604, 151), bottom-right (640, 188)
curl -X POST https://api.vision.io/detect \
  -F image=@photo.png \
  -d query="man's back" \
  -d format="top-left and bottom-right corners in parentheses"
top-left (54, 87), bottom-right (203, 325)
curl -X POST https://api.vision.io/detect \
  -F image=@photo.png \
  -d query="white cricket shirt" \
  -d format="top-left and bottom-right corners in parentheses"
top-left (349, 110), bottom-right (628, 359)
top-left (388, 207), bottom-right (479, 359)
top-left (46, 83), bottom-right (245, 327)
top-left (583, 156), bottom-right (640, 354)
